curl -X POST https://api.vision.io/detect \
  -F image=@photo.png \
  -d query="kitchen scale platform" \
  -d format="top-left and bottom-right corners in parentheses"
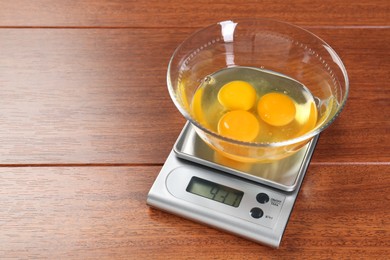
top-left (147, 122), bottom-right (318, 248)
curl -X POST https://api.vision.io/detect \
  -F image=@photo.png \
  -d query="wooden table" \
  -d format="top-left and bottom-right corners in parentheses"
top-left (0, 1), bottom-right (389, 258)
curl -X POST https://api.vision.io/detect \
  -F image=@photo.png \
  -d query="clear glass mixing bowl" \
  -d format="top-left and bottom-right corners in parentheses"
top-left (167, 19), bottom-right (349, 162)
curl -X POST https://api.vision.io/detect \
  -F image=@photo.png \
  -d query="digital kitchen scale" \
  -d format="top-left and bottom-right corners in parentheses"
top-left (147, 122), bottom-right (319, 248)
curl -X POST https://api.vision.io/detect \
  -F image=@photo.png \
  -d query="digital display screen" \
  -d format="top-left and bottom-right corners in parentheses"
top-left (186, 177), bottom-right (244, 207)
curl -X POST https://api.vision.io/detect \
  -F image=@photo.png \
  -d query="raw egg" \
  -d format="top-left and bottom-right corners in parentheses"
top-left (257, 92), bottom-right (296, 126)
top-left (218, 110), bottom-right (259, 142)
top-left (217, 80), bottom-right (256, 110)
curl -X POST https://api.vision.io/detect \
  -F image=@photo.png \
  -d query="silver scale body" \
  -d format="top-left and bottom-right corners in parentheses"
top-left (147, 122), bottom-right (319, 248)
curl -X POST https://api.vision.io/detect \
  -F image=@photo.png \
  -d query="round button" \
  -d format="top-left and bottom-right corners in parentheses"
top-left (250, 207), bottom-right (264, 219)
top-left (256, 193), bottom-right (269, 204)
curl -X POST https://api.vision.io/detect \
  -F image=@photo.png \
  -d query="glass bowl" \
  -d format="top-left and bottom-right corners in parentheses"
top-left (167, 18), bottom-right (349, 162)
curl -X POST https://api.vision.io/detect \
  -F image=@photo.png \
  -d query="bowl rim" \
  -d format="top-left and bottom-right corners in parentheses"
top-left (167, 18), bottom-right (349, 148)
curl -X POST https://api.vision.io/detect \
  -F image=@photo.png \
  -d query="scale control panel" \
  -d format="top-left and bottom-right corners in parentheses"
top-left (166, 166), bottom-right (286, 229)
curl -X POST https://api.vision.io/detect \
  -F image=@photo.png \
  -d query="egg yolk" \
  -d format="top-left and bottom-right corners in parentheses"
top-left (257, 92), bottom-right (296, 126)
top-left (217, 80), bottom-right (256, 110)
top-left (218, 110), bottom-right (259, 142)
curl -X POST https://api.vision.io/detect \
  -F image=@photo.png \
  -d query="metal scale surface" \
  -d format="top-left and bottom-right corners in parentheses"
top-left (147, 122), bottom-right (318, 248)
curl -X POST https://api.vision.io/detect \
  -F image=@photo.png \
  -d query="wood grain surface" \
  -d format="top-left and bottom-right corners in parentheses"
top-left (0, 28), bottom-right (389, 164)
top-left (0, 165), bottom-right (389, 259)
top-left (0, 0), bottom-right (389, 27)
top-left (0, 0), bottom-right (389, 259)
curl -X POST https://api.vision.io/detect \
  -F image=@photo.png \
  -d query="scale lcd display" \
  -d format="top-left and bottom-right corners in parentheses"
top-left (186, 177), bottom-right (244, 207)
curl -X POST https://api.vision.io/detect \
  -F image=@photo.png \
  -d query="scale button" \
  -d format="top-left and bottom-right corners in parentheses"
top-left (256, 193), bottom-right (270, 204)
top-left (250, 207), bottom-right (264, 219)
